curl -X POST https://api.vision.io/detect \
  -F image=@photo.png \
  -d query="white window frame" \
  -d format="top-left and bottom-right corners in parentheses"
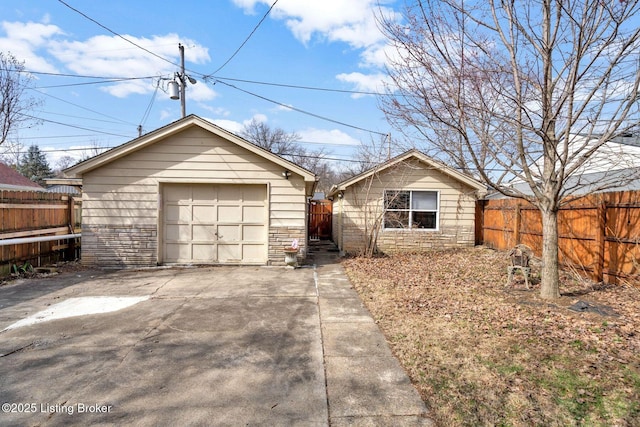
top-left (383, 189), bottom-right (440, 231)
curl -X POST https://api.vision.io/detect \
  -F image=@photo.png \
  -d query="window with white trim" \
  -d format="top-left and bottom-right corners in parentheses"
top-left (383, 190), bottom-right (439, 230)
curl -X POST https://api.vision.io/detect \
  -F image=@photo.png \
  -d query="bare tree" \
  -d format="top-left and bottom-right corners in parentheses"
top-left (53, 155), bottom-right (77, 175)
top-left (240, 119), bottom-right (336, 191)
top-left (380, 0), bottom-right (640, 299)
top-left (80, 140), bottom-right (110, 161)
top-left (345, 137), bottom-right (395, 177)
top-left (0, 52), bottom-right (41, 146)
top-left (241, 119), bottom-right (301, 155)
top-left (0, 138), bottom-right (24, 167)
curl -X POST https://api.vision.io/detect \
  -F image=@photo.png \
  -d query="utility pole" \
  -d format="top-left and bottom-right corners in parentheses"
top-left (386, 133), bottom-right (391, 160)
top-left (169, 43), bottom-right (196, 118)
top-left (179, 43), bottom-right (186, 118)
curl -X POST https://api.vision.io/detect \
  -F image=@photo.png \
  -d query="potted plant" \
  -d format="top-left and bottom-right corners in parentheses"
top-left (283, 239), bottom-right (299, 266)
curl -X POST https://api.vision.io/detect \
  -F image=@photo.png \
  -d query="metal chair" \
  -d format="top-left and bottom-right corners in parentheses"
top-left (507, 244), bottom-right (532, 289)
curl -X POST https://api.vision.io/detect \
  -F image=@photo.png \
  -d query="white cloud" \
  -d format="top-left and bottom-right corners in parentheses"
top-left (187, 82), bottom-right (218, 102)
top-left (48, 33), bottom-right (211, 98)
top-left (230, 0), bottom-right (402, 95)
top-left (211, 118), bottom-right (244, 134)
top-left (298, 128), bottom-right (361, 146)
top-left (248, 113), bottom-right (268, 124)
top-left (336, 72), bottom-right (389, 98)
top-left (0, 21), bottom-right (64, 72)
top-left (0, 19), bottom-right (213, 99)
top-left (232, 0), bottom-right (398, 51)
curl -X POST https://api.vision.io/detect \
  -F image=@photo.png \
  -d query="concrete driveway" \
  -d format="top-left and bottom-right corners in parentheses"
top-left (0, 245), bottom-right (431, 426)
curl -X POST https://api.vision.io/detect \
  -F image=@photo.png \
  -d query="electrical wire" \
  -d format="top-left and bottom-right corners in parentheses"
top-left (139, 80), bottom-right (160, 130)
top-left (29, 88), bottom-right (137, 126)
top-left (206, 0), bottom-right (280, 76)
top-left (11, 68), bottom-right (383, 97)
top-left (35, 77), bottom-right (154, 89)
top-left (212, 76), bottom-right (383, 96)
top-left (5, 69), bottom-right (159, 80)
top-left (56, 0), bottom-right (179, 69)
top-left (31, 110), bottom-right (132, 125)
top-left (20, 114), bottom-right (133, 138)
top-left (214, 79), bottom-right (387, 136)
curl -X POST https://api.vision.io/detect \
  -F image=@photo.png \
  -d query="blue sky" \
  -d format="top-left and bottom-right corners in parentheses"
top-left (0, 0), bottom-right (400, 170)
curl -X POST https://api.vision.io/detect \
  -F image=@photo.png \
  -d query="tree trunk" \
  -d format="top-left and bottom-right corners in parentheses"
top-left (540, 207), bottom-right (561, 299)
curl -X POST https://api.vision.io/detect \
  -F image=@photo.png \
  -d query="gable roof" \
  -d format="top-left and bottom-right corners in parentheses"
top-left (64, 115), bottom-right (317, 185)
top-left (328, 149), bottom-right (485, 197)
top-left (0, 163), bottom-right (45, 191)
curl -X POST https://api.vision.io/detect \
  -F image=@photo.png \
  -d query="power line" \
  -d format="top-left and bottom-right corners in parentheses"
top-left (206, 0), bottom-right (280, 76)
top-left (8, 134), bottom-right (98, 140)
top-left (56, 0), bottom-right (179, 69)
top-left (8, 69), bottom-right (159, 80)
top-left (140, 80), bottom-right (160, 130)
top-left (212, 76), bottom-right (383, 96)
top-left (20, 114), bottom-right (133, 138)
top-left (29, 88), bottom-right (137, 126)
top-left (13, 68), bottom-right (383, 97)
top-left (31, 110), bottom-right (132, 125)
top-left (214, 79), bottom-right (387, 136)
top-left (35, 77), bottom-right (154, 89)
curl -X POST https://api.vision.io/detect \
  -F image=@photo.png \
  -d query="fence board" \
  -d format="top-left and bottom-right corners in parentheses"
top-left (0, 190), bottom-right (81, 275)
top-left (478, 190), bottom-right (640, 286)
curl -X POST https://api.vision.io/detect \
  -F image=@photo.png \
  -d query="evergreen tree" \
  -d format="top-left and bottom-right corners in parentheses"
top-left (17, 145), bottom-right (53, 186)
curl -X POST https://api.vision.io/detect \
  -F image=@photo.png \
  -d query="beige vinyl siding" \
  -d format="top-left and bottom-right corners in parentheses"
top-left (81, 126), bottom-right (307, 265)
top-left (337, 159), bottom-right (478, 254)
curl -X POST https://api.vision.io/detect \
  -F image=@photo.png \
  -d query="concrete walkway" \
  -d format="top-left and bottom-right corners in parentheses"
top-left (310, 241), bottom-right (432, 426)
top-left (0, 242), bottom-right (432, 426)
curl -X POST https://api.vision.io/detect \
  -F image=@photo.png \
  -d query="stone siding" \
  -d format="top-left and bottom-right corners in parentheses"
top-left (268, 226), bottom-right (307, 265)
top-left (340, 223), bottom-right (475, 255)
top-left (81, 225), bottom-right (158, 267)
top-left (376, 225), bottom-right (475, 252)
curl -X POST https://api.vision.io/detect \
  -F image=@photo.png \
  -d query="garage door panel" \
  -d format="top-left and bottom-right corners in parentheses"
top-left (165, 205), bottom-right (184, 222)
top-left (243, 225), bottom-right (264, 241)
top-left (163, 184), bottom-right (266, 264)
top-left (177, 205), bottom-right (193, 222)
top-left (243, 205), bottom-right (264, 222)
top-left (218, 185), bottom-right (240, 202)
top-left (166, 224), bottom-right (190, 241)
top-left (218, 224), bottom-right (239, 241)
top-left (218, 244), bottom-right (241, 262)
top-left (192, 244), bottom-right (215, 261)
top-left (164, 186), bottom-right (184, 201)
top-left (193, 224), bottom-right (216, 240)
top-left (243, 186), bottom-right (265, 202)
top-left (165, 243), bottom-right (191, 261)
top-left (218, 205), bottom-right (241, 222)
top-left (192, 205), bottom-right (216, 222)
top-left (192, 185), bottom-right (215, 202)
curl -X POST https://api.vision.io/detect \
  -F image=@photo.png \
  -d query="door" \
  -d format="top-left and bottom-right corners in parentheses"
top-left (162, 184), bottom-right (267, 264)
top-left (308, 199), bottom-right (333, 240)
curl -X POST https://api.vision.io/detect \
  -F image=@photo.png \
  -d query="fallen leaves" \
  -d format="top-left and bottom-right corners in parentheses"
top-left (342, 248), bottom-right (640, 427)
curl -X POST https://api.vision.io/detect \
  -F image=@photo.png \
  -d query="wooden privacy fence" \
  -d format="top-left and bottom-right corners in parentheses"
top-left (0, 190), bottom-right (81, 275)
top-left (477, 190), bottom-right (640, 285)
top-left (308, 199), bottom-right (333, 240)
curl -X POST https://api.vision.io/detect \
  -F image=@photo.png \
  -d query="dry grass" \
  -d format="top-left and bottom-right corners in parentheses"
top-left (342, 248), bottom-right (640, 427)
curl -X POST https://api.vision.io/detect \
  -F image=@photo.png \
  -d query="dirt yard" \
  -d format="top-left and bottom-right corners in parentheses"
top-left (342, 248), bottom-right (640, 426)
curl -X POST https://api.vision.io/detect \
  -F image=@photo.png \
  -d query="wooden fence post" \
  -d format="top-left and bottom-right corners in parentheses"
top-left (514, 203), bottom-right (521, 245)
top-left (475, 200), bottom-right (485, 245)
top-left (594, 194), bottom-right (607, 283)
top-left (67, 196), bottom-right (76, 260)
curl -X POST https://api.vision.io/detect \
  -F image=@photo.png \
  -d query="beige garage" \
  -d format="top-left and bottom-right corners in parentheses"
top-left (64, 115), bottom-right (317, 268)
top-left (162, 183), bottom-right (267, 264)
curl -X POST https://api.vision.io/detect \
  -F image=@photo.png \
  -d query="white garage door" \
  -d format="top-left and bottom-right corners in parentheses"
top-left (162, 184), bottom-right (267, 264)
